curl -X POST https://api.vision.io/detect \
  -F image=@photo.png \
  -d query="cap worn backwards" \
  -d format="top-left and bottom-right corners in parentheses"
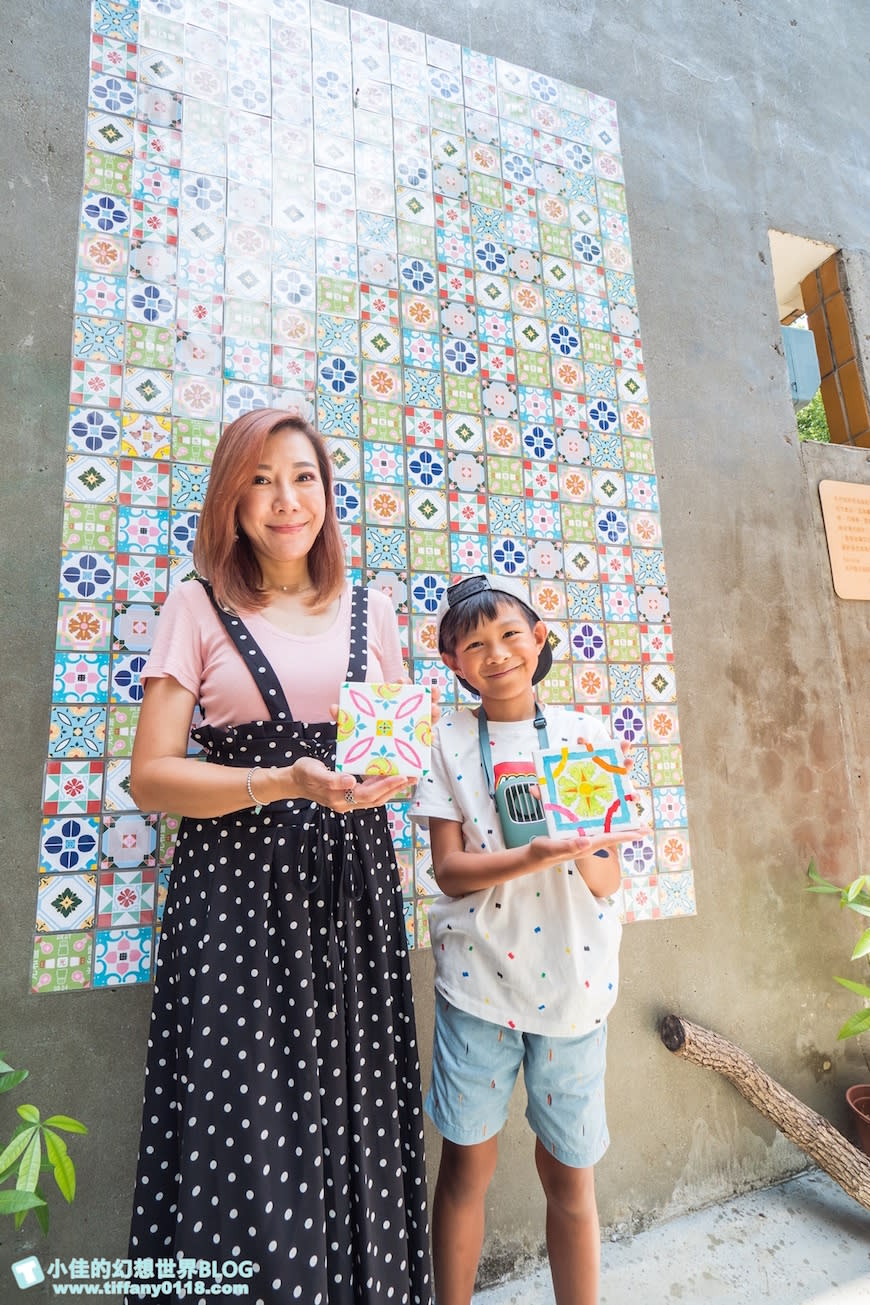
top-left (433, 573), bottom-right (553, 693)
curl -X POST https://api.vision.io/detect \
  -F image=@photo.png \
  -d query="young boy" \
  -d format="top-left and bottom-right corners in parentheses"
top-left (411, 574), bottom-right (647, 1305)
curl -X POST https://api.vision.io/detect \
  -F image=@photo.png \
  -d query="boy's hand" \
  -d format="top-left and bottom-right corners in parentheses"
top-left (524, 834), bottom-right (592, 872)
top-left (524, 825), bottom-right (651, 872)
top-left (573, 825), bottom-right (651, 859)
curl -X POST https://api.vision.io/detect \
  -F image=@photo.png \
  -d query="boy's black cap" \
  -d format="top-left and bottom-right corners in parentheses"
top-left (434, 573), bottom-right (553, 693)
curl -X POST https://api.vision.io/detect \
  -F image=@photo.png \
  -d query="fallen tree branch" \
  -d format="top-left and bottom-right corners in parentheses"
top-left (660, 1014), bottom-right (870, 1212)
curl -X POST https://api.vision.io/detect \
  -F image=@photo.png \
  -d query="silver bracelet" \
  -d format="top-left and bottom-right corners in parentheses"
top-left (246, 765), bottom-right (263, 814)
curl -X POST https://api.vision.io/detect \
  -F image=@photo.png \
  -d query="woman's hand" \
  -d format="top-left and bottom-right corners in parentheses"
top-left (276, 757), bottom-right (411, 812)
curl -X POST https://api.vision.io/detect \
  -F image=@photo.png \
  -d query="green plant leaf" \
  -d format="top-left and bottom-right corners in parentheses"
top-left (34, 1185), bottom-right (50, 1236)
top-left (805, 883), bottom-right (841, 895)
top-left (0, 1125), bottom-right (38, 1176)
top-left (44, 1130), bottom-right (75, 1203)
top-left (841, 899), bottom-right (870, 918)
top-left (846, 877), bottom-right (869, 901)
top-left (0, 1055), bottom-right (14, 1073)
top-left (42, 1115), bottom-right (87, 1135)
top-left (17, 1135), bottom-right (42, 1194)
top-left (16, 1104), bottom-right (40, 1124)
top-left (834, 975), bottom-right (870, 999)
top-left (52, 1153), bottom-right (75, 1204)
top-left (838, 1008), bottom-right (870, 1039)
top-left (0, 1070), bottom-right (29, 1095)
top-left (43, 1129), bottom-right (68, 1163)
top-left (0, 1189), bottom-right (45, 1215)
top-left (852, 929), bottom-right (870, 960)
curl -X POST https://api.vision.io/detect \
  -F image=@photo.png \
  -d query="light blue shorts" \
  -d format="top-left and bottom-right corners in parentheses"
top-left (426, 997), bottom-right (610, 1168)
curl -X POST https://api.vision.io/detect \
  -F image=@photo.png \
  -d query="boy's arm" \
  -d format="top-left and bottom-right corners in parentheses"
top-left (430, 818), bottom-right (645, 898)
top-left (430, 817), bottom-right (596, 897)
top-left (575, 846), bottom-right (623, 898)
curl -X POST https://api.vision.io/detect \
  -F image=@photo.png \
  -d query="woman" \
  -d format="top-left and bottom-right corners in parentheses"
top-left (128, 409), bottom-right (431, 1304)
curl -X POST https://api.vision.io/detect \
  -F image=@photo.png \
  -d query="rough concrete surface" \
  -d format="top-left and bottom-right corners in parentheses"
top-left (475, 1171), bottom-right (870, 1304)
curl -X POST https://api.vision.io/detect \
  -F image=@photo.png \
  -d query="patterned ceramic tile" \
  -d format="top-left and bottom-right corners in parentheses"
top-left (37, 873), bottom-right (98, 932)
top-left (93, 926), bottom-right (153, 985)
top-left (31, 933), bottom-right (94, 993)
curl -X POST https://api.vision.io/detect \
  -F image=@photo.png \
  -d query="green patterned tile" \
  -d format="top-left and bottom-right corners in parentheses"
top-left (107, 704), bottom-right (141, 756)
top-left (622, 437), bottom-right (656, 474)
top-left (62, 503), bottom-right (117, 551)
top-left (224, 299), bottom-right (271, 339)
top-left (84, 149), bottom-right (132, 196)
top-left (409, 530), bottom-right (449, 571)
top-left (397, 223), bottom-right (435, 259)
top-left (650, 746), bottom-right (684, 787)
top-left (561, 505), bottom-right (596, 542)
top-left (317, 276), bottom-right (359, 317)
top-left (31, 932), bottom-right (93, 993)
top-left (444, 374), bottom-right (480, 412)
top-left (597, 179), bottom-right (627, 212)
top-left (362, 401), bottom-right (403, 442)
top-left (582, 328), bottom-right (614, 366)
top-left (606, 624), bottom-right (641, 662)
top-left (540, 223), bottom-right (572, 257)
top-left (516, 350), bottom-right (551, 387)
top-left (430, 99), bottom-right (464, 133)
top-left (469, 173), bottom-right (503, 207)
top-left (488, 456), bottom-right (524, 496)
top-left (127, 323), bottom-right (175, 370)
top-left (538, 662), bottom-right (574, 704)
top-left (173, 418), bottom-right (219, 463)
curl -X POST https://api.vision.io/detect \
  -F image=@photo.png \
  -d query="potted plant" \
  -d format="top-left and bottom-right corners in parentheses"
top-left (806, 861), bottom-right (870, 1151)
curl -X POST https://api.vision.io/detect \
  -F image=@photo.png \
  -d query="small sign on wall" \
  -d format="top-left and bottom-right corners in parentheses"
top-left (819, 480), bottom-right (870, 599)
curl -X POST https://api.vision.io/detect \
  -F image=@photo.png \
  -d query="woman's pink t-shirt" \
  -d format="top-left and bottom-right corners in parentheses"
top-left (142, 579), bottom-right (405, 727)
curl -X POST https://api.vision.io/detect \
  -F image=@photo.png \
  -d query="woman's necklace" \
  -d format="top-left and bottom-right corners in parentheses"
top-left (264, 581), bottom-right (313, 595)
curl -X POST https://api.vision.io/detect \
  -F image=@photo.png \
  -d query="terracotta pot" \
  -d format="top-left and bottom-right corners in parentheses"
top-left (845, 1084), bottom-right (870, 1154)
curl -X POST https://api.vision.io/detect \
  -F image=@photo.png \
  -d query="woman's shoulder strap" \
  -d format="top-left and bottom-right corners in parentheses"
top-left (194, 577), bottom-right (294, 722)
top-left (346, 582), bottom-right (370, 681)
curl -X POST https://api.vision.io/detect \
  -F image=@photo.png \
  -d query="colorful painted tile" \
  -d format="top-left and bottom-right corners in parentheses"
top-left (39, 816), bottom-right (100, 874)
top-left (48, 705), bottom-right (107, 759)
top-left (43, 760), bottom-right (104, 815)
top-left (52, 652), bottom-right (111, 703)
top-left (37, 874), bottom-right (97, 933)
top-left (93, 926), bottom-right (153, 985)
top-left (31, 933), bottom-right (93, 993)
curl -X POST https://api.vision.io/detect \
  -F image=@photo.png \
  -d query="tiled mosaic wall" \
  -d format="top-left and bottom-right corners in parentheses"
top-left (34, 0), bottom-right (694, 993)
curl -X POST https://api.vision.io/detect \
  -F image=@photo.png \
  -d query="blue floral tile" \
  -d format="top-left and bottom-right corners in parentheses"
top-left (67, 408), bottom-right (121, 456)
top-left (169, 508), bottom-right (201, 554)
top-left (39, 816), bottom-right (100, 874)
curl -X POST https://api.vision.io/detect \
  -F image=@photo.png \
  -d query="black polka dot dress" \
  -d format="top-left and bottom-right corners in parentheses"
top-left (128, 583), bottom-right (431, 1305)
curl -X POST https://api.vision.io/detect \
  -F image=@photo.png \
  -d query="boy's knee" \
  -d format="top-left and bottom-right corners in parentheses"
top-left (439, 1137), bottom-right (499, 1199)
top-left (536, 1148), bottom-right (597, 1219)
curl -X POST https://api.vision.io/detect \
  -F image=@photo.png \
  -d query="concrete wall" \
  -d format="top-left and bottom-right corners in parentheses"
top-left (3, 0), bottom-right (869, 1290)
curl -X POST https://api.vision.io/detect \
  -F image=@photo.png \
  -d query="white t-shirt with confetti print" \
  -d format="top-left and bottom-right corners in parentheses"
top-left (411, 705), bottom-right (622, 1037)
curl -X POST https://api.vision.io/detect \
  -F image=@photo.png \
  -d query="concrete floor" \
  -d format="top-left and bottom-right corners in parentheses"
top-left (474, 1170), bottom-right (870, 1304)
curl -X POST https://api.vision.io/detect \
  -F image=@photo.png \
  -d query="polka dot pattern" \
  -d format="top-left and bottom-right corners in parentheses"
top-left (129, 584), bottom-right (431, 1304)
